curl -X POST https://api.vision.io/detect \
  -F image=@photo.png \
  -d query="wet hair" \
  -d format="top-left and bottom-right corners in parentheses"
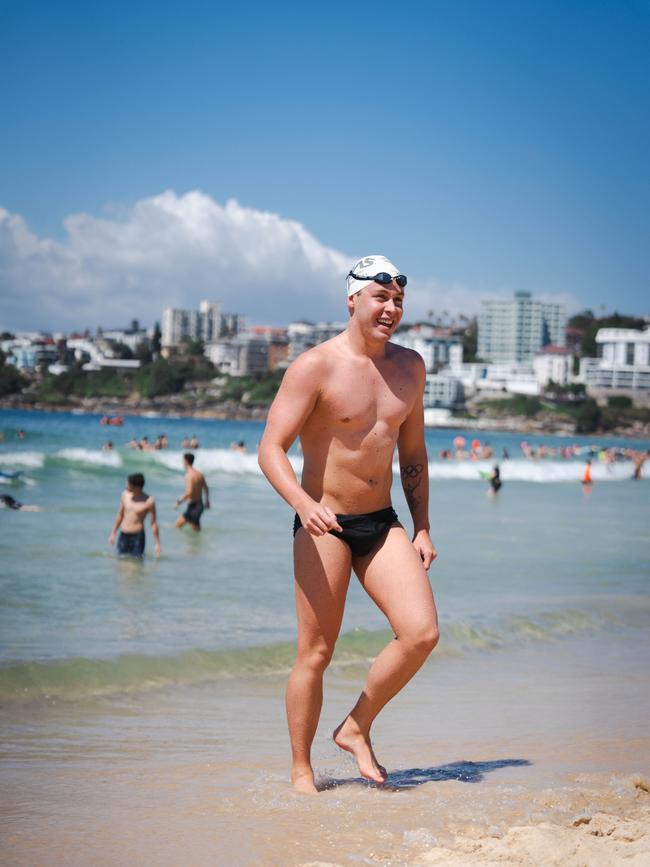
top-left (128, 472), bottom-right (145, 489)
top-left (183, 453), bottom-right (195, 465)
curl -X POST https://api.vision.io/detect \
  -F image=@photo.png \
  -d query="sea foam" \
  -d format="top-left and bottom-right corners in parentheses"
top-left (147, 449), bottom-right (630, 483)
top-left (0, 451), bottom-right (45, 469)
top-left (55, 448), bottom-right (123, 468)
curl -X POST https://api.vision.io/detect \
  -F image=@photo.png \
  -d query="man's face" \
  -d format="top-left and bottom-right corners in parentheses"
top-left (350, 281), bottom-right (404, 339)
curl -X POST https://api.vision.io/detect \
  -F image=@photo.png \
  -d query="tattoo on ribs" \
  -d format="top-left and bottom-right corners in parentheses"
top-left (401, 463), bottom-right (424, 511)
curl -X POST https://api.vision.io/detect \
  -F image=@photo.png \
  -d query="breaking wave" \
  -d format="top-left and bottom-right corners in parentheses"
top-left (0, 451), bottom-right (45, 469)
top-left (0, 448), bottom-right (637, 482)
top-left (2, 601), bottom-right (647, 704)
top-left (54, 448), bottom-right (123, 468)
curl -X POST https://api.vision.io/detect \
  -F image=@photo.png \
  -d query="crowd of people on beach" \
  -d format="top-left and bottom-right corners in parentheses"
top-left (438, 435), bottom-right (647, 469)
top-left (118, 433), bottom-right (200, 451)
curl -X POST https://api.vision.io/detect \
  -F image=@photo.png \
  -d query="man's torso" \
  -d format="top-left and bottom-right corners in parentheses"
top-left (185, 469), bottom-right (205, 503)
top-left (300, 337), bottom-right (420, 514)
top-left (121, 492), bottom-right (152, 531)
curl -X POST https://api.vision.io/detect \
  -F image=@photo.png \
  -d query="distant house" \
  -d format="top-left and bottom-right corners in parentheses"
top-left (533, 345), bottom-right (574, 387)
top-left (580, 326), bottom-right (650, 395)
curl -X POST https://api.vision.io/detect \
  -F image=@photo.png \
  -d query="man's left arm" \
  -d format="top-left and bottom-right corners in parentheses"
top-left (397, 355), bottom-right (437, 569)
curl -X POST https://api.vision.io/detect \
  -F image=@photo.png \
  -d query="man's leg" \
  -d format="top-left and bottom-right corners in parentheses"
top-left (288, 529), bottom-right (351, 793)
top-left (334, 525), bottom-right (439, 783)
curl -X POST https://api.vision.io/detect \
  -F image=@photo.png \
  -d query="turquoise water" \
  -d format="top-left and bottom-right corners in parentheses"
top-left (1, 408), bottom-right (649, 702)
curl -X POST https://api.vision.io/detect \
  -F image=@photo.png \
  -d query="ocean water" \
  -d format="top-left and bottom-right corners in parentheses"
top-left (2, 408), bottom-right (650, 866)
top-left (1, 407), bottom-right (649, 703)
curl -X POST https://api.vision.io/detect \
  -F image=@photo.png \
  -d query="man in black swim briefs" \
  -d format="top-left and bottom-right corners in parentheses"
top-left (259, 255), bottom-right (439, 794)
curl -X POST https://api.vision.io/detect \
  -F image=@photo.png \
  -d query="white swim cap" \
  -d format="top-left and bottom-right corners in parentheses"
top-left (346, 254), bottom-right (403, 297)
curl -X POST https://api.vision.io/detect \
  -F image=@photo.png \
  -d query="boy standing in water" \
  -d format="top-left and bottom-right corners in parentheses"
top-left (175, 453), bottom-right (210, 532)
top-left (108, 473), bottom-right (161, 557)
top-left (258, 255), bottom-right (439, 794)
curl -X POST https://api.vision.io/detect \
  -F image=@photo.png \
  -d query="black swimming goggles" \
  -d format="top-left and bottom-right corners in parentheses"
top-left (348, 270), bottom-right (407, 288)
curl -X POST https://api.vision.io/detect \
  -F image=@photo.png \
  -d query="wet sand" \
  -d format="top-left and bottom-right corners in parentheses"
top-left (2, 627), bottom-right (649, 866)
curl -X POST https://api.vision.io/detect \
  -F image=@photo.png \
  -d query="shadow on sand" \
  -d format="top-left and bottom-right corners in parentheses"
top-left (321, 758), bottom-right (532, 791)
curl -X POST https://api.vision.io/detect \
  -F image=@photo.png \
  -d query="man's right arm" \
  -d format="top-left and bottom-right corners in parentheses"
top-left (175, 478), bottom-right (192, 509)
top-left (258, 353), bottom-right (341, 536)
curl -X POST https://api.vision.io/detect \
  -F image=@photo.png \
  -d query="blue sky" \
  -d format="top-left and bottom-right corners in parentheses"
top-left (1, 0), bottom-right (648, 330)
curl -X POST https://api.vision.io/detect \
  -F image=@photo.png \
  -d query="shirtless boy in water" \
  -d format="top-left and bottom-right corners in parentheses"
top-left (258, 255), bottom-right (439, 794)
top-left (175, 453), bottom-right (210, 532)
top-left (108, 472), bottom-right (161, 557)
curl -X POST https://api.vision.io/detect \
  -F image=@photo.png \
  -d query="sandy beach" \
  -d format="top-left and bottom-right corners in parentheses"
top-left (3, 627), bottom-right (649, 866)
top-left (1, 411), bottom-right (649, 865)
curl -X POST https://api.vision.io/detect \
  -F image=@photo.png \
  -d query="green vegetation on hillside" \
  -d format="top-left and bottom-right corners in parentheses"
top-left (475, 394), bottom-right (650, 434)
top-left (32, 356), bottom-right (216, 403)
top-left (568, 311), bottom-right (647, 357)
top-left (0, 350), bottom-right (29, 397)
top-left (218, 370), bottom-right (285, 405)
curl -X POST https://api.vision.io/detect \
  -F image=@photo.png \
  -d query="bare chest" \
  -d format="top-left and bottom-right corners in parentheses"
top-left (313, 363), bottom-right (416, 436)
top-left (124, 496), bottom-right (150, 519)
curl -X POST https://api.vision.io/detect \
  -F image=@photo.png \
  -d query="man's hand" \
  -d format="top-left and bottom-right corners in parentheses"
top-left (297, 499), bottom-right (343, 536)
top-left (413, 529), bottom-right (437, 569)
top-left (155, 542), bottom-right (161, 557)
top-left (108, 532), bottom-right (116, 546)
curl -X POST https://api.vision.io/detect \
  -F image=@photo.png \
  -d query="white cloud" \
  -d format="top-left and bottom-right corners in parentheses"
top-left (0, 190), bottom-right (578, 331)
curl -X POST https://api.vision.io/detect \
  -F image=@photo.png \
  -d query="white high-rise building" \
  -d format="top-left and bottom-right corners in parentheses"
top-left (162, 300), bottom-right (240, 349)
top-left (478, 291), bottom-right (566, 363)
top-left (162, 308), bottom-right (202, 348)
top-left (199, 301), bottom-right (222, 343)
top-left (391, 325), bottom-right (463, 373)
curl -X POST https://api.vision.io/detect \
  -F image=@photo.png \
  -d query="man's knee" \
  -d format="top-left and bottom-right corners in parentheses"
top-left (297, 640), bottom-right (335, 673)
top-left (405, 622), bottom-right (439, 656)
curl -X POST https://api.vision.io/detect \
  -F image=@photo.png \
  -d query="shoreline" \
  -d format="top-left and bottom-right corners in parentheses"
top-left (2, 398), bottom-right (649, 439)
top-left (2, 631), bottom-right (649, 866)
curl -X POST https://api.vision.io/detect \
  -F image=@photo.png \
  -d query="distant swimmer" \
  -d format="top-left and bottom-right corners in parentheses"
top-left (102, 441), bottom-right (114, 452)
top-left (258, 254), bottom-right (439, 794)
top-left (230, 440), bottom-right (246, 453)
top-left (108, 473), bottom-right (161, 557)
top-left (632, 450), bottom-right (649, 480)
top-left (175, 453), bottom-right (210, 532)
top-left (488, 464), bottom-right (502, 496)
top-left (582, 459), bottom-right (593, 486)
top-left (0, 494), bottom-right (41, 512)
top-left (189, 435), bottom-right (200, 449)
top-left (181, 437), bottom-right (191, 448)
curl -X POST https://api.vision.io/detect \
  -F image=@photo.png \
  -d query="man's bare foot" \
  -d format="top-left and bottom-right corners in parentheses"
top-left (291, 768), bottom-right (318, 794)
top-left (333, 718), bottom-right (387, 785)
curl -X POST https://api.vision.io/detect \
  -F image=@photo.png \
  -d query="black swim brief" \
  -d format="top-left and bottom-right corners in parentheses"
top-left (293, 506), bottom-right (398, 558)
top-left (183, 500), bottom-right (204, 527)
top-left (117, 530), bottom-right (145, 557)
